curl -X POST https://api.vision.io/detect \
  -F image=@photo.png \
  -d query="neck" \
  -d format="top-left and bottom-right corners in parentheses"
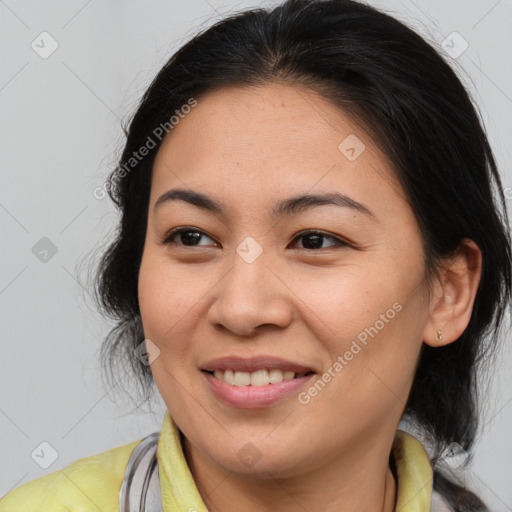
top-left (182, 434), bottom-right (398, 512)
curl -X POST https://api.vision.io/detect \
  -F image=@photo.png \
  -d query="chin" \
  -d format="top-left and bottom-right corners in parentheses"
top-left (209, 445), bottom-right (308, 479)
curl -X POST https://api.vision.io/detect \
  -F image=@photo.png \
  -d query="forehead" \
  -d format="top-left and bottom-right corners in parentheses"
top-left (156, 82), bottom-right (377, 161)
top-left (151, 83), bottom-right (404, 218)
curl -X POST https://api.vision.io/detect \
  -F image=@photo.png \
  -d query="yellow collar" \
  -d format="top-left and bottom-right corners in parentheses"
top-left (157, 411), bottom-right (433, 512)
top-left (392, 430), bottom-right (433, 511)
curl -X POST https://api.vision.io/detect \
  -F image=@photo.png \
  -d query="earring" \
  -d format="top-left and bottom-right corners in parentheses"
top-left (436, 330), bottom-right (443, 342)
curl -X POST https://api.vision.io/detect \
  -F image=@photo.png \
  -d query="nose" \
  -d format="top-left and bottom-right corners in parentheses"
top-left (206, 249), bottom-right (293, 337)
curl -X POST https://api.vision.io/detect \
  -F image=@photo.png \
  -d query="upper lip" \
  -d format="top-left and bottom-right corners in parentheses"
top-left (201, 356), bottom-right (316, 374)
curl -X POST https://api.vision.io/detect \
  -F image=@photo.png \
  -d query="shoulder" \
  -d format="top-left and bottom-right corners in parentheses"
top-left (0, 438), bottom-right (142, 511)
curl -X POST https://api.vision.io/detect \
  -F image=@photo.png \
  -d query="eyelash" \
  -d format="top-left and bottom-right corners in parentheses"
top-left (161, 227), bottom-right (351, 251)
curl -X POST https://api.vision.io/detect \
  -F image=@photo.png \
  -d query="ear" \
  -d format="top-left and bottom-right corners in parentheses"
top-left (422, 238), bottom-right (482, 347)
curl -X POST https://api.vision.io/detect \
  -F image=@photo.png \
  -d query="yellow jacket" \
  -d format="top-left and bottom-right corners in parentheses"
top-left (0, 410), bottom-right (451, 511)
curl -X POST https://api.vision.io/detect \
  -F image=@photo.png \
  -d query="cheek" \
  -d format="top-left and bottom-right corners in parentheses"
top-left (292, 265), bottom-right (425, 403)
top-left (138, 255), bottom-right (201, 410)
top-left (289, 263), bottom-right (404, 341)
top-left (138, 251), bottom-right (201, 342)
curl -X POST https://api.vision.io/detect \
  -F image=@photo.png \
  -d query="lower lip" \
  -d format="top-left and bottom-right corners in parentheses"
top-left (202, 371), bottom-right (316, 409)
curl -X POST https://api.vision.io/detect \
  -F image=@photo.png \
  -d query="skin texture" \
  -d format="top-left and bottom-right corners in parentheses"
top-left (137, 82), bottom-right (482, 512)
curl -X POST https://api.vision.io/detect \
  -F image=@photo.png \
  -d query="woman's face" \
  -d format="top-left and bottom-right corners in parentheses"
top-left (138, 82), bottom-right (432, 477)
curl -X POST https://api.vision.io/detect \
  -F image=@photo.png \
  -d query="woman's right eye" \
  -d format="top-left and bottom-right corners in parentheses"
top-left (162, 227), bottom-right (217, 247)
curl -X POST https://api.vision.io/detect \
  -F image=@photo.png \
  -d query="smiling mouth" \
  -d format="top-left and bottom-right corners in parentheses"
top-left (203, 369), bottom-right (316, 386)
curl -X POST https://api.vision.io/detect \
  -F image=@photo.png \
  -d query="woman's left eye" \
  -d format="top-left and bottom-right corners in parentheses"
top-left (290, 230), bottom-right (350, 250)
top-left (162, 228), bottom-right (349, 250)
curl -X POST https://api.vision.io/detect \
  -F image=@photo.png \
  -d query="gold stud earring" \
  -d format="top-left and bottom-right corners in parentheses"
top-left (436, 330), bottom-right (443, 342)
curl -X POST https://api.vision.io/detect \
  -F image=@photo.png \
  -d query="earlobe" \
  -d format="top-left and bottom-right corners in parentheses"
top-left (422, 238), bottom-right (482, 348)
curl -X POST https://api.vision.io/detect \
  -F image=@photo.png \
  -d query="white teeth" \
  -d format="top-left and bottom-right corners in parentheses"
top-left (234, 371), bottom-right (251, 386)
top-left (211, 368), bottom-right (310, 386)
top-left (224, 369), bottom-right (235, 385)
top-left (250, 369), bottom-right (269, 386)
top-left (268, 369), bottom-right (283, 384)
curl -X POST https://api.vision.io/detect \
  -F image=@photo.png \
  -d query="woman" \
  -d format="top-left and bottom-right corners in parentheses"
top-left (1, 0), bottom-right (510, 510)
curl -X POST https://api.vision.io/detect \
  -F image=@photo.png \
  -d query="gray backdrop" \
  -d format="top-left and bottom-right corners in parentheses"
top-left (1, 0), bottom-right (511, 509)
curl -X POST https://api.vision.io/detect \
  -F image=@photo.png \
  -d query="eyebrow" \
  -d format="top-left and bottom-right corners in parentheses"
top-left (154, 188), bottom-right (376, 220)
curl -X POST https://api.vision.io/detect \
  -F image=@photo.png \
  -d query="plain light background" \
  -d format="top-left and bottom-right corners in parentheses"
top-left (1, 0), bottom-right (511, 509)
